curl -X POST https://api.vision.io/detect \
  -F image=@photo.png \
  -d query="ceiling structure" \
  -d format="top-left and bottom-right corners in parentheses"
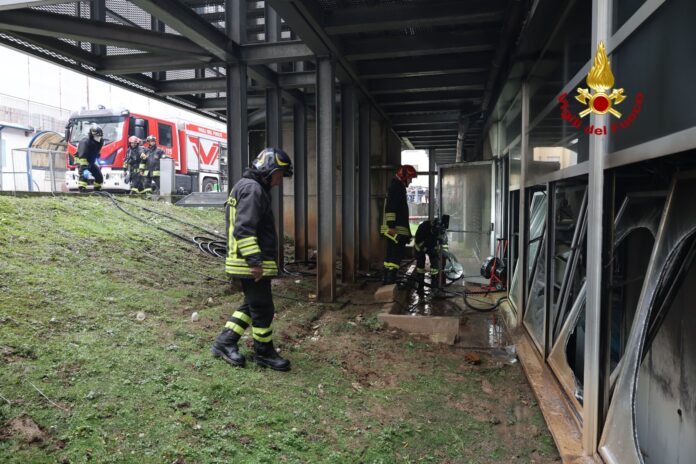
top-left (0, 0), bottom-right (528, 165)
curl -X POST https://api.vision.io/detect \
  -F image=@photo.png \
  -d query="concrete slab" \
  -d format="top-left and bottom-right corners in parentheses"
top-left (377, 313), bottom-right (460, 342)
top-left (374, 284), bottom-right (397, 303)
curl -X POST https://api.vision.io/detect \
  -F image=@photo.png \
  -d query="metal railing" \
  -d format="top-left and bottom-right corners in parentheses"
top-left (0, 148), bottom-right (68, 193)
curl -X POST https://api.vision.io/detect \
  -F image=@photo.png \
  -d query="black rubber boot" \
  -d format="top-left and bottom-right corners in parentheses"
top-left (211, 329), bottom-right (245, 367)
top-left (254, 341), bottom-right (290, 372)
top-left (416, 273), bottom-right (425, 295)
top-left (383, 269), bottom-right (397, 285)
top-left (78, 187), bottom-right (87, 193)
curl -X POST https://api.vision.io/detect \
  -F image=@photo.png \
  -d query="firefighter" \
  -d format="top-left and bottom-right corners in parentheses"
top-left (211, 147), bottom-right (293, 372)
top-left (76, 124), bottom-right (104, 192)
top-left (413, 218), bottom-right (446, 295)
top-left (380, 164), bottom-right (417, 284)
top-left (142, 135), bottom-right (165, 194)
top-left (124, 136), bottom-right (143, 194)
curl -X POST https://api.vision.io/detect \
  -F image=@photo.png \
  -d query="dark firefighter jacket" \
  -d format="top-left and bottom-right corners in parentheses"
top-left (124, 147), bottom-right (142, 172)
top-left (414, 221), bottom-right (437, 252)
top-left (144, 146), bottom-right (165, 177)
top-left (380, 177), bottom-right (411, 239)
top-left (76, 137), bottom-right (103, 166)
top-left (225, 171), bottom-right (279, 279)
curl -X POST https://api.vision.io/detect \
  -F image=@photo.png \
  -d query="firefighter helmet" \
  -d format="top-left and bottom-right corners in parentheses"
top-left (146, 135), bottom-right (157, 145)
top-left (396, 164), bottom-right (417, 183)
top-left (128, 136), bottom-right (140, 145)
top-left (251, 147), bottom-right (293, 178)
top-left (89, 124), bottom-right (103, 140)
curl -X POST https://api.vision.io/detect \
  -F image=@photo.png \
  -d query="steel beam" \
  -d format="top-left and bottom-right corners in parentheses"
top-left (316, 57), bottom-right (336, 302)
top-left (226, 66), bottom-right (248, 187)
top-left (11, 32), bottom-right (100, 67)
top-left (0, 1), bottom-right (73, 9)
top-left (358, 99), bottom-right (371, 272)
top-left (293, 103), bottom-right (308, 262)
top-left (266, 86), bottom-right (284, 267)
top-left (341, 84), bottom-right (358, 283)
top-left (278, 71), bottom-right (315, 88)
top-left (390, 112), bottom-right (460, 126)
top-left (375, 91), bottom-right (482, 106)
top-left (368, 74), bottom-right (486, 95)
top-left (240, 41), bottom-right (314, 65)
top-left (344, 31), bottom-right (496, 61)
top-left (129, 0), bottom-right (238, 62)
top-left (0, 8), bottom-right (205, 55)
top-left (91, 0), bottom-right (106, 56)
top-left (199, 95), bottom-right (265, 110)
top-left (392, 123), bottom-right (459, 132)
top-left (358, 53), bottom-right (491, 80)
top-left (158, 78), bottom-right (226, 95)
top-left (324, 0), bottom-right (504, 35)
top-left (98, 54), bottom-right (220, 75)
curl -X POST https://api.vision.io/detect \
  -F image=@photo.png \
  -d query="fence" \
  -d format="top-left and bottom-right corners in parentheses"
top-left (1, 148), bottom-right (68, 193)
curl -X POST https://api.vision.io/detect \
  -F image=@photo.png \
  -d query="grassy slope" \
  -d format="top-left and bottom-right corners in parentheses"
top-left (0, 195), bottom-right (558, 463)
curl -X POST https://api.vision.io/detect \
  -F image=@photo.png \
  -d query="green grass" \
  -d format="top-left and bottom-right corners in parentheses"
top-left (0, 195), bottom-right (559, 463)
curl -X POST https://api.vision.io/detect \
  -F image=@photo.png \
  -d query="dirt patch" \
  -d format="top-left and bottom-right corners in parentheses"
top-left (1, 415), bottom-right (46, 444)
top-left (0, 345), bottom-right (37, 363)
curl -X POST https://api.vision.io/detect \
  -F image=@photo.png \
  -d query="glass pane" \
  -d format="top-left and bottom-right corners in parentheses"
top-left (527, 191), bottom-right (548, 279)
top-left (509, 143), bottom-right (521, 191)
top-left (525, 234), bottom-right (547, 350)
top-left (440, 164), bottom-right (492, 278)
top-left (609, 0), bottom-right (696, 153)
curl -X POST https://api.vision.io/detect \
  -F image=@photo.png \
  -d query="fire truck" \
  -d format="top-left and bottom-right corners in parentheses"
top-left (65, 107), bottom-right (227, 193)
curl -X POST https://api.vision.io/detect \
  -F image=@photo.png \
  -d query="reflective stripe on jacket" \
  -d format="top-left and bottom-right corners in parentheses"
top-left (225, 174), bottom-right (279, 278)
top-left (380, 177), bottom-right (411, 238)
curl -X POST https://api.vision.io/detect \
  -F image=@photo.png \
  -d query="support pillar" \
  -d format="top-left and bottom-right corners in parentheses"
top-left (428, 149), bottom-right (435, 219)
top-left (316, 57), bottom-right (336, 302)
top-left (584, 0), bottom-right (611, 455)
top-left (358, 99), bottom-right (371, 271)
top-left (91, 0), bottom-right (106, 57)
top-left (225, 0), bottom-right (247, 188)
top-left (518, 82), bottom-right (529, 319)
top-left (293, 103), bottom-right (308, 262)
top-left (341, 84), bottom-right (358, 283)
top-left (265, 3), bottom-right (283, 267)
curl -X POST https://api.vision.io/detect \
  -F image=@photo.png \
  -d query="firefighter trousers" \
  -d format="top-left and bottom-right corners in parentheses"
top-left (415, 248), bottom-right (441, 276)
top-left (383, 234), bottom-right (410, 271)
top-left (77, 162), bottom-right (103, 191)
top-left (218, 278), bottom-right (275, 346)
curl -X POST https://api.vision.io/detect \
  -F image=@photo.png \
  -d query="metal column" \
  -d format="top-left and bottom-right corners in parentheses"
top-left (316, 57), bottom-right (336, 301)
top-left (225, 0), bottom-right (247, 188)
top-left (266, 3), bottom-right (284, 267)
top-left (358, 99), bottom-right (371, 271)
top-left (341, 84), bottom-right (358, 283)
top-left (91, 0), bottom-right (106, 57)
top-left (584, 0), bottom-right (611, 455)
top-left (518, 82), bottom-right (529, 321)
top-left (293, 103), bottom-right (308, 262)
top-left (428, 149), bottom-right (435, 219)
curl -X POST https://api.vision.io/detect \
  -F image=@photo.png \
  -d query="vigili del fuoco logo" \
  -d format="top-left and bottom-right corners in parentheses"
top-left (558, 42), bottom-right (643, 135)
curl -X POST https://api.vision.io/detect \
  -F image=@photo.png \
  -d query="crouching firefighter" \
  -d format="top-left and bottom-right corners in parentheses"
top-left (124, 136), bottom-right (143, 194)
top-left (211, 147), bottom-right (293, 372)
top-left (413, 217), bottom-right (448, 295)
top-left (76, 124), bottom-right (104, 192)
top-left (380, 164), bottom-right (417, 284)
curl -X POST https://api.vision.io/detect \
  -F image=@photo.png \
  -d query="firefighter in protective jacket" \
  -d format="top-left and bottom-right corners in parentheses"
top-left (76, 124), bottom-right (104, 192)
top-left (143, 135), bottom-right (165, 193)
top-left (211, 147), bottom-right (293, 372)
top-left (381, 164), bottom-right (417, 284)
top-left (124, 136), bottom-right (143, 194)
top-left (413, 218), bottom-right (448, 294)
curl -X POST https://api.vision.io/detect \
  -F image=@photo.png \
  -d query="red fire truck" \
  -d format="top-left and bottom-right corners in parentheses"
top-left (65, 107), bottom-right (227, 193)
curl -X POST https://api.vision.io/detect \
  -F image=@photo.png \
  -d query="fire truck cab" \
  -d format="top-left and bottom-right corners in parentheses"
top-left (65, 107), bottom-right (226, 193)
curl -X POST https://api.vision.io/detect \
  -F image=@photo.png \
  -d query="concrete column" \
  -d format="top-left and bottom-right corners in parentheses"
top-left (341, 84), bottom-right (358, 283)
top-left (358, 99), bottom-right (371, 271)
top-left (293, 103), bottom-right (308, 262)
top-left (316, 57), bottom-right (336, 302)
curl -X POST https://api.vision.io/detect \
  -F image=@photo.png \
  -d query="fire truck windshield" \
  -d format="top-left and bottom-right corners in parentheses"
top-left (69, 116), bottom-right (125, 145)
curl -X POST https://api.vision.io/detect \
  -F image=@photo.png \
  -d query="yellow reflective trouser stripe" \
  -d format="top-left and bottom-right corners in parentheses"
top-left (384, 212), bottom-right (396, 221)
top-left (237, 237), bottom-right (258, 246)
top-left (225, 321), bottom-right (246, 336)
top-left (232, 311), bottom-right (252, 325)
top-left (152, 171), bottom-right (160, 176)
top-left (416, 267), bottom-right (426, 274)
top-left (431, 269), bottom-right (440, 275)
top-left (78, 181), bottom-right (87, 187)
top-left (252, 326), bottom-right (273, 343)
top-left (383, 262), bottom-right (399, 270)
top-left (414, 242), bottom-right (424, 251)
top-left (396, 226), bottom-right (410, 235)
top-left (239, 246), bottom-right (262, 256)
top-left (76, 158), bottom-right (88, 166)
